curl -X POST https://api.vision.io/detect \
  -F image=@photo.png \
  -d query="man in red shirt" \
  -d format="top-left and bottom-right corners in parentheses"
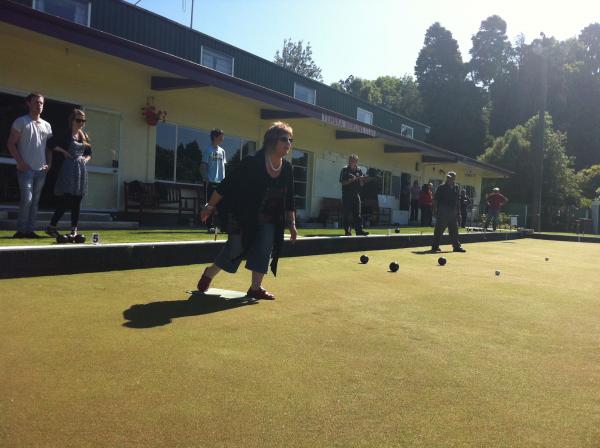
top-left (485, 187), bottom-right (508, 231)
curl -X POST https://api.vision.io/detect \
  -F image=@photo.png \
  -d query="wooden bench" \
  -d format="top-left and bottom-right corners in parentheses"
top-left (124, 181), bottom-right (204, 224)
top-left (318, 197), bottom-right (343, 225)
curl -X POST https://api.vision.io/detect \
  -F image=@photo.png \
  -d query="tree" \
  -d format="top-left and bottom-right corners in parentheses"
top-left (415, 23), bottom-right (488, 156)
top-left (579, 23), bottom-right (600, 75)
top-left (274, 38), bottom-right (323, 82)
top-left (577, 164), bottom-right (600, 200)
top-left (469, 15), bottom-right (514, 88)
top-left (332, 75), bottom-right (424, 121)
top-left (479, 113), bottom-right (581, 229)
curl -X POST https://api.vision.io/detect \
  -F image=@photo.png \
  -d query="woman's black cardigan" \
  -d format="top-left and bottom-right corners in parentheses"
top-left (216, 149), bottom-right (295, 276)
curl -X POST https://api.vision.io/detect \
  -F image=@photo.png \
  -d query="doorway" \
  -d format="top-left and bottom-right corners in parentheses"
top-left (0, 92), bottom-right (79, 208)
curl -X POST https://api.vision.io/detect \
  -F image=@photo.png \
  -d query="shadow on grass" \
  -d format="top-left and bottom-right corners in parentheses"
top-left (412, 249), bottom-right (454, 255)
top-left (130, 230), bottom-right (208, 235)
top-left (123, 293), bottom-right (257, 328)
top-left (303, 234), bottom-right (346, 238)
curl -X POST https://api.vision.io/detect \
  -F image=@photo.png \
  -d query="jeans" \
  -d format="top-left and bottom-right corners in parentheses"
top-left (214, 223), bottom-right (275, 274)
top-left (16, 169), bottom-right (47, 233)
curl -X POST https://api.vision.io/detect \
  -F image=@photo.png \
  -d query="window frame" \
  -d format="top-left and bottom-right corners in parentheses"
top-left (401, 124), bottom-right (414, 139)
top-left (356, 107), bottom-right (373, 125)
top-left (200, 46), bottom-right (235, 76)
top-left (293, 82), bottom-right (317, 105)
top-left (32, 0), bottom-right (91, 26)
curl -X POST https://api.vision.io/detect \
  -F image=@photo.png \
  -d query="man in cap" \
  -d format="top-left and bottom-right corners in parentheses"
top-left (484, 187), bottom-right (508, 231)
top-left (431, 171), bottom-right (465, 252)
top-left (339, 154), bottom-right (369, 236)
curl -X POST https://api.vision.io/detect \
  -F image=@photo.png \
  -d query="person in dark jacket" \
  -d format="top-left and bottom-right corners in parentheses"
top-left (196, 122), bottom-right (297, 300)
top-left (45, 109), bottom-right (92, 238)
top-left (431, 171), bottom-right (465, 253)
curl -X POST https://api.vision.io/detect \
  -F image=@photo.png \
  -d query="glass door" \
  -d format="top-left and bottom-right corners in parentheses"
top-left (81, 108), bottom-right (121, 210)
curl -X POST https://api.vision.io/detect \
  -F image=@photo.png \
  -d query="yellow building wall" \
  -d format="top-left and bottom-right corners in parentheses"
top-left (0, 22), bottom-right (489, 218)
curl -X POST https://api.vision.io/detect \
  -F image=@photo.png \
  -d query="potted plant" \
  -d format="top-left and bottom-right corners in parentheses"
top-left (141, 103), bottom-right (167, 126)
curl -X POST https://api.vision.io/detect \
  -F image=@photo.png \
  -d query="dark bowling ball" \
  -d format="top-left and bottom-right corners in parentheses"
top-left (394, 227), bottom-right (400, 233)
top-left (438, 257), bottom-right (447, 266)
top-left (74, 234), bottom-right (86, 244)
top-left (360, 255), bottom-right (369, 264)
top-left (389, 261), bottom-right (399, 272)
top-left (56, 234), bottom-right (69, 244)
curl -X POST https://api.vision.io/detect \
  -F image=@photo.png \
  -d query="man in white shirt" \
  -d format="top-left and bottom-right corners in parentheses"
top-left (7, 93), bottom-right (53, 238)
top-left (200, 128), bottom-right (226, 232)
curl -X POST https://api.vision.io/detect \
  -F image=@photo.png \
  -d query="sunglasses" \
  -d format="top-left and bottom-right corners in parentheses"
top-left (75, 118), bottom-right (86, 124)
top-left (278, 136), bottom-right (293, 144)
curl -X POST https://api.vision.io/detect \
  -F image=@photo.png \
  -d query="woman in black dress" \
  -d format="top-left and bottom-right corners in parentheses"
top-left (197, 121), bottom-right (297, 300)
top-left (45, 109), bottom-right (91, 238)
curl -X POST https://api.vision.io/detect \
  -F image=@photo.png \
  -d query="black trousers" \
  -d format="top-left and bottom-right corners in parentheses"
top-left (432, 207), bottom-right (461, 249)
top-left (460, 207), bottom-right (468, 228)
top-left (50, 194), bottom-right (83, 229)
top-left (420, 205), bottom-right (432, 226)
top-left (410, 199), bottom-right (419, 221)
top-left (205, 182), bottom-right (220, 229)
top-left (342, 193), bottom-right (362, 233)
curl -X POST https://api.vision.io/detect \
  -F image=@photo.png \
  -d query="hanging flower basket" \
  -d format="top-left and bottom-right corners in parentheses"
top-left (141, 104), bottom-right (167, 126)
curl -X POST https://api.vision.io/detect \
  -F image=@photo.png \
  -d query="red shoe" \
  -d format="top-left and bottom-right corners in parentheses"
top-left (246, 286), bottom-right (275, 300)
top-left (196, 268), bottom-right (212, 293)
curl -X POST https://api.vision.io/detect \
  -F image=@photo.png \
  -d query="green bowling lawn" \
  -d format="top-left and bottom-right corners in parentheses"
top-left (2, 239), bottom-right (599, 447)
top-left (0, 226), bottom-right (443, 246)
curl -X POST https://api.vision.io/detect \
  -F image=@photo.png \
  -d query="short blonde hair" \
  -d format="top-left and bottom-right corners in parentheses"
top-left (262, 121), bottom-right (293, 151)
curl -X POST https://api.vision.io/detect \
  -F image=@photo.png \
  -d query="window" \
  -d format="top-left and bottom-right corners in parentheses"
top-left (155, 123), bottom-right (177, 182)
top-left (33, 0), bottom-right (90, 26)
top-left (381, 170), bottom-right (392, 195)
top-left (201, 47), bottom-right (234, 76)
top-left (357, 107), bottom-right (373, 125)
top-left (294, 83), bottom-right (316, 105)
top-left (291, 149), bottom-right (311, 209)
top-left (399, 173), bottom-right (411, 210)
top-left (401, 124), bottom-right (414, 139)
top-left (155, 123), bottom-right (255, 184)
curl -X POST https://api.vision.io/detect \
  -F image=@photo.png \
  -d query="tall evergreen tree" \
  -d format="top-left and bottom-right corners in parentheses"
top-left (469, 15), bottom-right (514, 88)
top-left (415, 23), bottom-right (487, 156)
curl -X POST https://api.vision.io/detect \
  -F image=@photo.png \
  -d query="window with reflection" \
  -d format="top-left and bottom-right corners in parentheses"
top-left (155, 122), bottom-right (176, 181)
top-left (155, 123), bottom-right (255, 184)
top-left (33, 0), bottom-right (90, 26)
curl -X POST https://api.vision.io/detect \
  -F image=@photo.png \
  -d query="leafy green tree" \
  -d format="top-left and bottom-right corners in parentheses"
top-left (274, 38), bottom-right (323, 82)
top-left (331, 75), bottom-right (424, 121)
top-left (469, 15), bottom-right (514, 88)
top-left (479, 113), bottom-right (581, 228)
top-left (577, 164), bottom-right (600, 199)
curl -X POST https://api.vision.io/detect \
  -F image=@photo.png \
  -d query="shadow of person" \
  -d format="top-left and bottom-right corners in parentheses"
top-left (123, 292), bottom-right (257, 329)
top-left (412, 250), bottom-right (453, 255)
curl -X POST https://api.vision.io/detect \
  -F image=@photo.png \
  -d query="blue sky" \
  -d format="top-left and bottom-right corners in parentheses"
top-left (125, 0), bottom-right (600, 84)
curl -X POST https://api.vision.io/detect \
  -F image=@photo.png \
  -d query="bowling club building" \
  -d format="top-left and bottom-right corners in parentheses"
top-left (0, 0), bottom-right (510, 227)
